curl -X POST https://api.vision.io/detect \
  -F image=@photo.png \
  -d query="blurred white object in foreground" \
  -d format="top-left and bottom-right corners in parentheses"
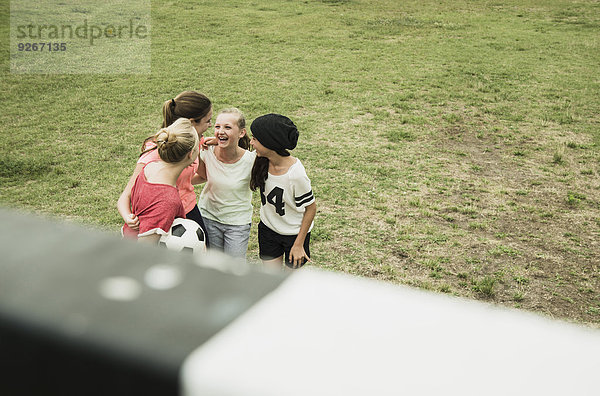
top-left (182, 269), bottom-right (600, 396)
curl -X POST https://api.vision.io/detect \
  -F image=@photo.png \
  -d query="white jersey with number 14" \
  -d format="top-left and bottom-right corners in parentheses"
top-left (259, 159), bottom-right (314, 236)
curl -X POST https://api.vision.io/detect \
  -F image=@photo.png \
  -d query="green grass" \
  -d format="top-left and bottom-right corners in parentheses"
top-left (1, 0), bottom-right (599, 326)
top-left (473, 276), bottom-right (497, 298)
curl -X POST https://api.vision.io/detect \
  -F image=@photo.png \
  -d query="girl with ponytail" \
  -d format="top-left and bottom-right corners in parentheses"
top-left (120, 118), bottom-right (199, 243)
top-left (117, 91), bottom-right (213, 245)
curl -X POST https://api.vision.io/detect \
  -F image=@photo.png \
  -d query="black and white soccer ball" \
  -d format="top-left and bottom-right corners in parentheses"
top-left (159, 218), bottom-right (206, 254)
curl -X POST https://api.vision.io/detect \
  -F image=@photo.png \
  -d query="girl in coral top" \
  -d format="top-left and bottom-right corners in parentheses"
top-left (117, 90), bottom-right (213, 245)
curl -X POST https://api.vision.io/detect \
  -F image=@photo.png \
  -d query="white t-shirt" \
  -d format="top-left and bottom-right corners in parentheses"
top-left (260, 159), bottom-right (315, 235)
top-left (199, 147), bottom-right (256, 225)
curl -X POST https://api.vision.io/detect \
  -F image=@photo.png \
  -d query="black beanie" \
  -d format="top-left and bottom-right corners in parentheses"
top-left (250, 114), bottom-right (299, 152)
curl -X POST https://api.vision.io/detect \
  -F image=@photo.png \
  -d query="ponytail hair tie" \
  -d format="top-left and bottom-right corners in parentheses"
top-left (171, 99), bottom-right (176, 108)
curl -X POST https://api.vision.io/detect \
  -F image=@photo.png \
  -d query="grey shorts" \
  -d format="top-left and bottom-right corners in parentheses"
top-left (203, 218), bottom-right (251, 259)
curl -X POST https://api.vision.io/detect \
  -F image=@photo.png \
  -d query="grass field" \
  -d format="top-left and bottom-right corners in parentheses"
top-left (1, 0), bottom-right (599, 325)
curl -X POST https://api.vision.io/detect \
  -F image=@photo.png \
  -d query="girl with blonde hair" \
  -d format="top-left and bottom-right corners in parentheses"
top-left (120, 118), bottom-right (199, 243)
top-left (195, 108), bottom-right (255, 259)
top-left (118, 90), bottom-right (213, 244)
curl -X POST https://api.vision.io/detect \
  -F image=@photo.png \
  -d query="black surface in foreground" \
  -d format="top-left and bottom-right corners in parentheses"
top-left (0, 208), bottom-right (287, 396)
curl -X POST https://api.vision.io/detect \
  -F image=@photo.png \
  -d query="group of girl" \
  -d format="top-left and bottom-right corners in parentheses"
top-left (117, 91), bottom-right (316, 269)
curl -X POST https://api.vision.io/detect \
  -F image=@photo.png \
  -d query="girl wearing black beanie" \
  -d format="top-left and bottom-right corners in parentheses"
top-left (249, 114), bottom-right (317, 269)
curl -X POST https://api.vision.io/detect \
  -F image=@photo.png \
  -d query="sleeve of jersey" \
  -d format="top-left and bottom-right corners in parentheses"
top-left (137, 200), bottom-right (182, 237)
top-left (293, 171), bottom-right (315, 209)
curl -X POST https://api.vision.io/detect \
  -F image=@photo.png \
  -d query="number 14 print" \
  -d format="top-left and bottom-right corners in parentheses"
top-left (261, 186), bottom-right (285, 216)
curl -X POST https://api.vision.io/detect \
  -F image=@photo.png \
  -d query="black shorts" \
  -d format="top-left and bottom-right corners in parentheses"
top-left (258, 221), bottom-right (310, 268)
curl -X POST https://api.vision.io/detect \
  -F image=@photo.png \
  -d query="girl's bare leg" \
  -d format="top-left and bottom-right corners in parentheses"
top-left (262, 256), bottom-right (284, 270)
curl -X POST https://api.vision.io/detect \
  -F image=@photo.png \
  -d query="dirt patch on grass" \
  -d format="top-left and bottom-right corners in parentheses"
top-left (314, 107), bottom-right (599, 327)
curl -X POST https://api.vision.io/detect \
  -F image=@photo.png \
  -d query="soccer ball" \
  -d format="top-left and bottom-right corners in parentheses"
top-left (159, 218), bottom-right (206, 254)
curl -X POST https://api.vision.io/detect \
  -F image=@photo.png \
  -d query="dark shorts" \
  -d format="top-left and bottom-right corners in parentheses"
top-left (258, 221), bottom-right (310, 268)
top-left (186, 205), bottom-right (210, 248)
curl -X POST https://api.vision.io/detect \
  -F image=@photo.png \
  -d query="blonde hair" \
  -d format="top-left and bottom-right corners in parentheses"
top-left (153, 118), bottom-right (199, 163)
top-left (218, 107), bottom-right (250, 150)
